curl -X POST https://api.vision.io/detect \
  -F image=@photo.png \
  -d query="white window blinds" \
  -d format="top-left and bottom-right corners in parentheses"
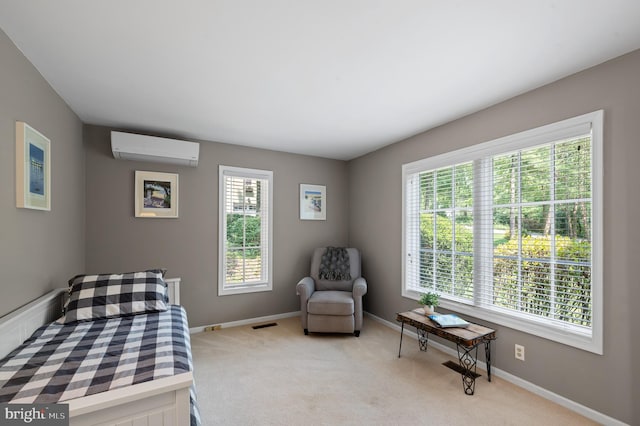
top-left (478, 137), bottom-right (593, 328)
top-left (404, 162), bottom-right (474, 302)
top-left (219, 166), bottom-right (273, 295)
top-left (402, 111), bottom-right (603, 353)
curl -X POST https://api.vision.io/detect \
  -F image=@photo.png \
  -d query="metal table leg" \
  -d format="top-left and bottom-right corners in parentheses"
top-left (398, 321), bottom-right (405, 358)
top-left (457, 343), bottom-right (479, 395)
top-left (485, 339), bottom-right (492, 382)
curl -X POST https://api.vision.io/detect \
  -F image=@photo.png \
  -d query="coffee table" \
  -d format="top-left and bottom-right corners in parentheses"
top-left (396, 309), bottom-right (496, 395)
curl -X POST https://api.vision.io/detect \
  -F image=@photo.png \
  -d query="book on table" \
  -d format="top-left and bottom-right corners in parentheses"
top-left (428, 314), bottom-right (470, 328)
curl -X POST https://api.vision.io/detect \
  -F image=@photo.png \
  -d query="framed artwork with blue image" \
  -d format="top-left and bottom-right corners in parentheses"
top-left (16, 121), bottom-right (50, 211)
top-left (299, 183), bottom-right (326, 220)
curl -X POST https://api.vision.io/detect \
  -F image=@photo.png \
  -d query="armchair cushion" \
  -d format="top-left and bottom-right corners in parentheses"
top-left (308, 291), bottom-right (354, 316)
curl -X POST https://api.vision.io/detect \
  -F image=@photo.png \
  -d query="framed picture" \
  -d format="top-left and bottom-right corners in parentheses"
top-left (135, 171), bottom-right (179, 218)
top-left (16, 122), bottom-right (51, 211)
top-left (299, 184), bottom-right (326, 220)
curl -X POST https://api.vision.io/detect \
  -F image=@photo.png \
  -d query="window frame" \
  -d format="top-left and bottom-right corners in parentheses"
top-left (218, 165), bottom-right (273, 296)
top-left (402, 111), bottom-right (603, 354)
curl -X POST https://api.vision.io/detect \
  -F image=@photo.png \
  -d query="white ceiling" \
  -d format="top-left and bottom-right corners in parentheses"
top-left (1, 1), bottom-right (640, 160)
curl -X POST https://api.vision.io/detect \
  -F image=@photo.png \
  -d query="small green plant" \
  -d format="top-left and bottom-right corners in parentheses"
top-left (419, 292), bottom-right (439, 307)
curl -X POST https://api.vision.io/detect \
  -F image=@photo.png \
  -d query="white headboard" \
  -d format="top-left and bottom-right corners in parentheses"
top-left (0, 278), bottom-right (181, 359)
top-left (165, 277), bottom-right (180, 305)
top-left (0, 288), bottom-right (65, 360)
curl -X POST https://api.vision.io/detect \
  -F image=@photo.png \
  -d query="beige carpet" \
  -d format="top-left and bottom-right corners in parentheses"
top-left (191, 316), bottom-right (596, 426)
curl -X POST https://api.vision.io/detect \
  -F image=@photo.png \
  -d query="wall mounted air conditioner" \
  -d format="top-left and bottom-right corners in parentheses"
top-left (111, 131), bottom-right (199, 167)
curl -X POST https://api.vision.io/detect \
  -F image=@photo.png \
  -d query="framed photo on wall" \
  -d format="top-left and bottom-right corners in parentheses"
top-left (135, 171), bottom-right (179, 218)
top-left (16, 121), bottom-right (51, 211)
top-left (299, 183), bottom-right (326, 220)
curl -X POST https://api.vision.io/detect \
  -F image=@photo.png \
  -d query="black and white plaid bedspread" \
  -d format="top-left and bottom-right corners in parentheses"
top-left (0, 305), bottom-right (201, 426)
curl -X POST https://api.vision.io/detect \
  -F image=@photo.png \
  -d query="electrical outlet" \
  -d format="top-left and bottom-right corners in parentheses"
top-left (515, 344), bottom-right (525, 361)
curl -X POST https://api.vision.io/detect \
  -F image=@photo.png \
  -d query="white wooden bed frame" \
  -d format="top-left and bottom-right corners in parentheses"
top-left (0, 278), bottom-right (194, 426)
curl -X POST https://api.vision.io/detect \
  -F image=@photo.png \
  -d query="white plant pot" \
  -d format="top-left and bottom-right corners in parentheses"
top-left (423, 305), bottom-right (435, 315)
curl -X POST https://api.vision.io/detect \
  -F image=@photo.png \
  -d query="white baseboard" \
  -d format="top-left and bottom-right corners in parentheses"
top-left (364, 312), bottom-right (626, 426)
top-left (190, 311), bottom-right (301, 334)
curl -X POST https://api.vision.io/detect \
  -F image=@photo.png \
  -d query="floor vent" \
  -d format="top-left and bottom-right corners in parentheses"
top-left (252, 322), bottom-right (278, 330)
top-left (442, 360), bottom-right (481, 379)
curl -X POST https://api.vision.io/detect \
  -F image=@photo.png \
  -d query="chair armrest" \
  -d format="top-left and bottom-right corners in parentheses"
top-left (353, 277), bottom-right (367, 298)
top-left (352, 277), bottom-right (367, 332)
top-left (296, 277), bottom-right (315, 332)
top-left (296, 277), bottom-right (315, 300)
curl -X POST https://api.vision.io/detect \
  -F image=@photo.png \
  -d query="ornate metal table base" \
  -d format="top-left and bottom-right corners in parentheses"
top-left (417, 328), bottom-right (429, 352)
top-left (457, 343), bottom-right (477, 395)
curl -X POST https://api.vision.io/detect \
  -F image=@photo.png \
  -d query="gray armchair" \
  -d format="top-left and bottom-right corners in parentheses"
top-left (296, 247), bottom-right (367, 337)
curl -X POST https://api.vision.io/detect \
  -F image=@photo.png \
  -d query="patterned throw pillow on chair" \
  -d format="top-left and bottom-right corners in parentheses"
top-left (319, 247), bottom-right (352, 281)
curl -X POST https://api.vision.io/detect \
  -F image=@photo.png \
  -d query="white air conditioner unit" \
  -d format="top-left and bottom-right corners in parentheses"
top-left (111, 131), bottom-right (199, 167)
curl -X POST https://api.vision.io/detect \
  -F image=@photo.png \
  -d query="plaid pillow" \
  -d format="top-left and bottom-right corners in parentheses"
top-left (60, 270), bottom-right (168, 324)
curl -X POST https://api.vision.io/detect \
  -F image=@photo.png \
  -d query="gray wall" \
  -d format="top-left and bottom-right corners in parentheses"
top-left (84, 125), bottom-right (349, 327)
top-left (348, 49), bottom-right (640, 424)
top-left (0, 29), bottom-right (85, 318)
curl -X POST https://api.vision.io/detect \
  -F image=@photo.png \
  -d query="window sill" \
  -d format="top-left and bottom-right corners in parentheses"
top-left (218, 281), bottom-right (272, 296)
top-left (402, 290), bottom-right (602, 355)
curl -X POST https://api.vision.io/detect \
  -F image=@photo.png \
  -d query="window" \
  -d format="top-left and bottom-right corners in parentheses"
top-left (403, 111), bottom-right (603, 353)
top-left (219, 166), bottom-right (273, 295)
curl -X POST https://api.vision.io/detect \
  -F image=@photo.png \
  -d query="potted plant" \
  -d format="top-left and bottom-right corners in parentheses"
top-left (419, 292), bottom-right (439, 315)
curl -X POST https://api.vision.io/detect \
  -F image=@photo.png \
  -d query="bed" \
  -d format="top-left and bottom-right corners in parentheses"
top-left (0, 271), bottom-right (200, 426)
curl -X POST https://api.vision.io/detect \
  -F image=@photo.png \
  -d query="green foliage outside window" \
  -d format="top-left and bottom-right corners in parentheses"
top-left (420, 214), bottom-right (474, 298)
top-left (225, 214), bottom-right (263, 283)
top-left (420, 217), bottom-right (592, 326)
top-left (226, 214), bottom-right (261, 253)
top-left (493, 235), bottom-right (591, 326)
top-left (416, 137), bottom-right (592, 327)
top-left (420, 213), bottom-right (473, 252)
